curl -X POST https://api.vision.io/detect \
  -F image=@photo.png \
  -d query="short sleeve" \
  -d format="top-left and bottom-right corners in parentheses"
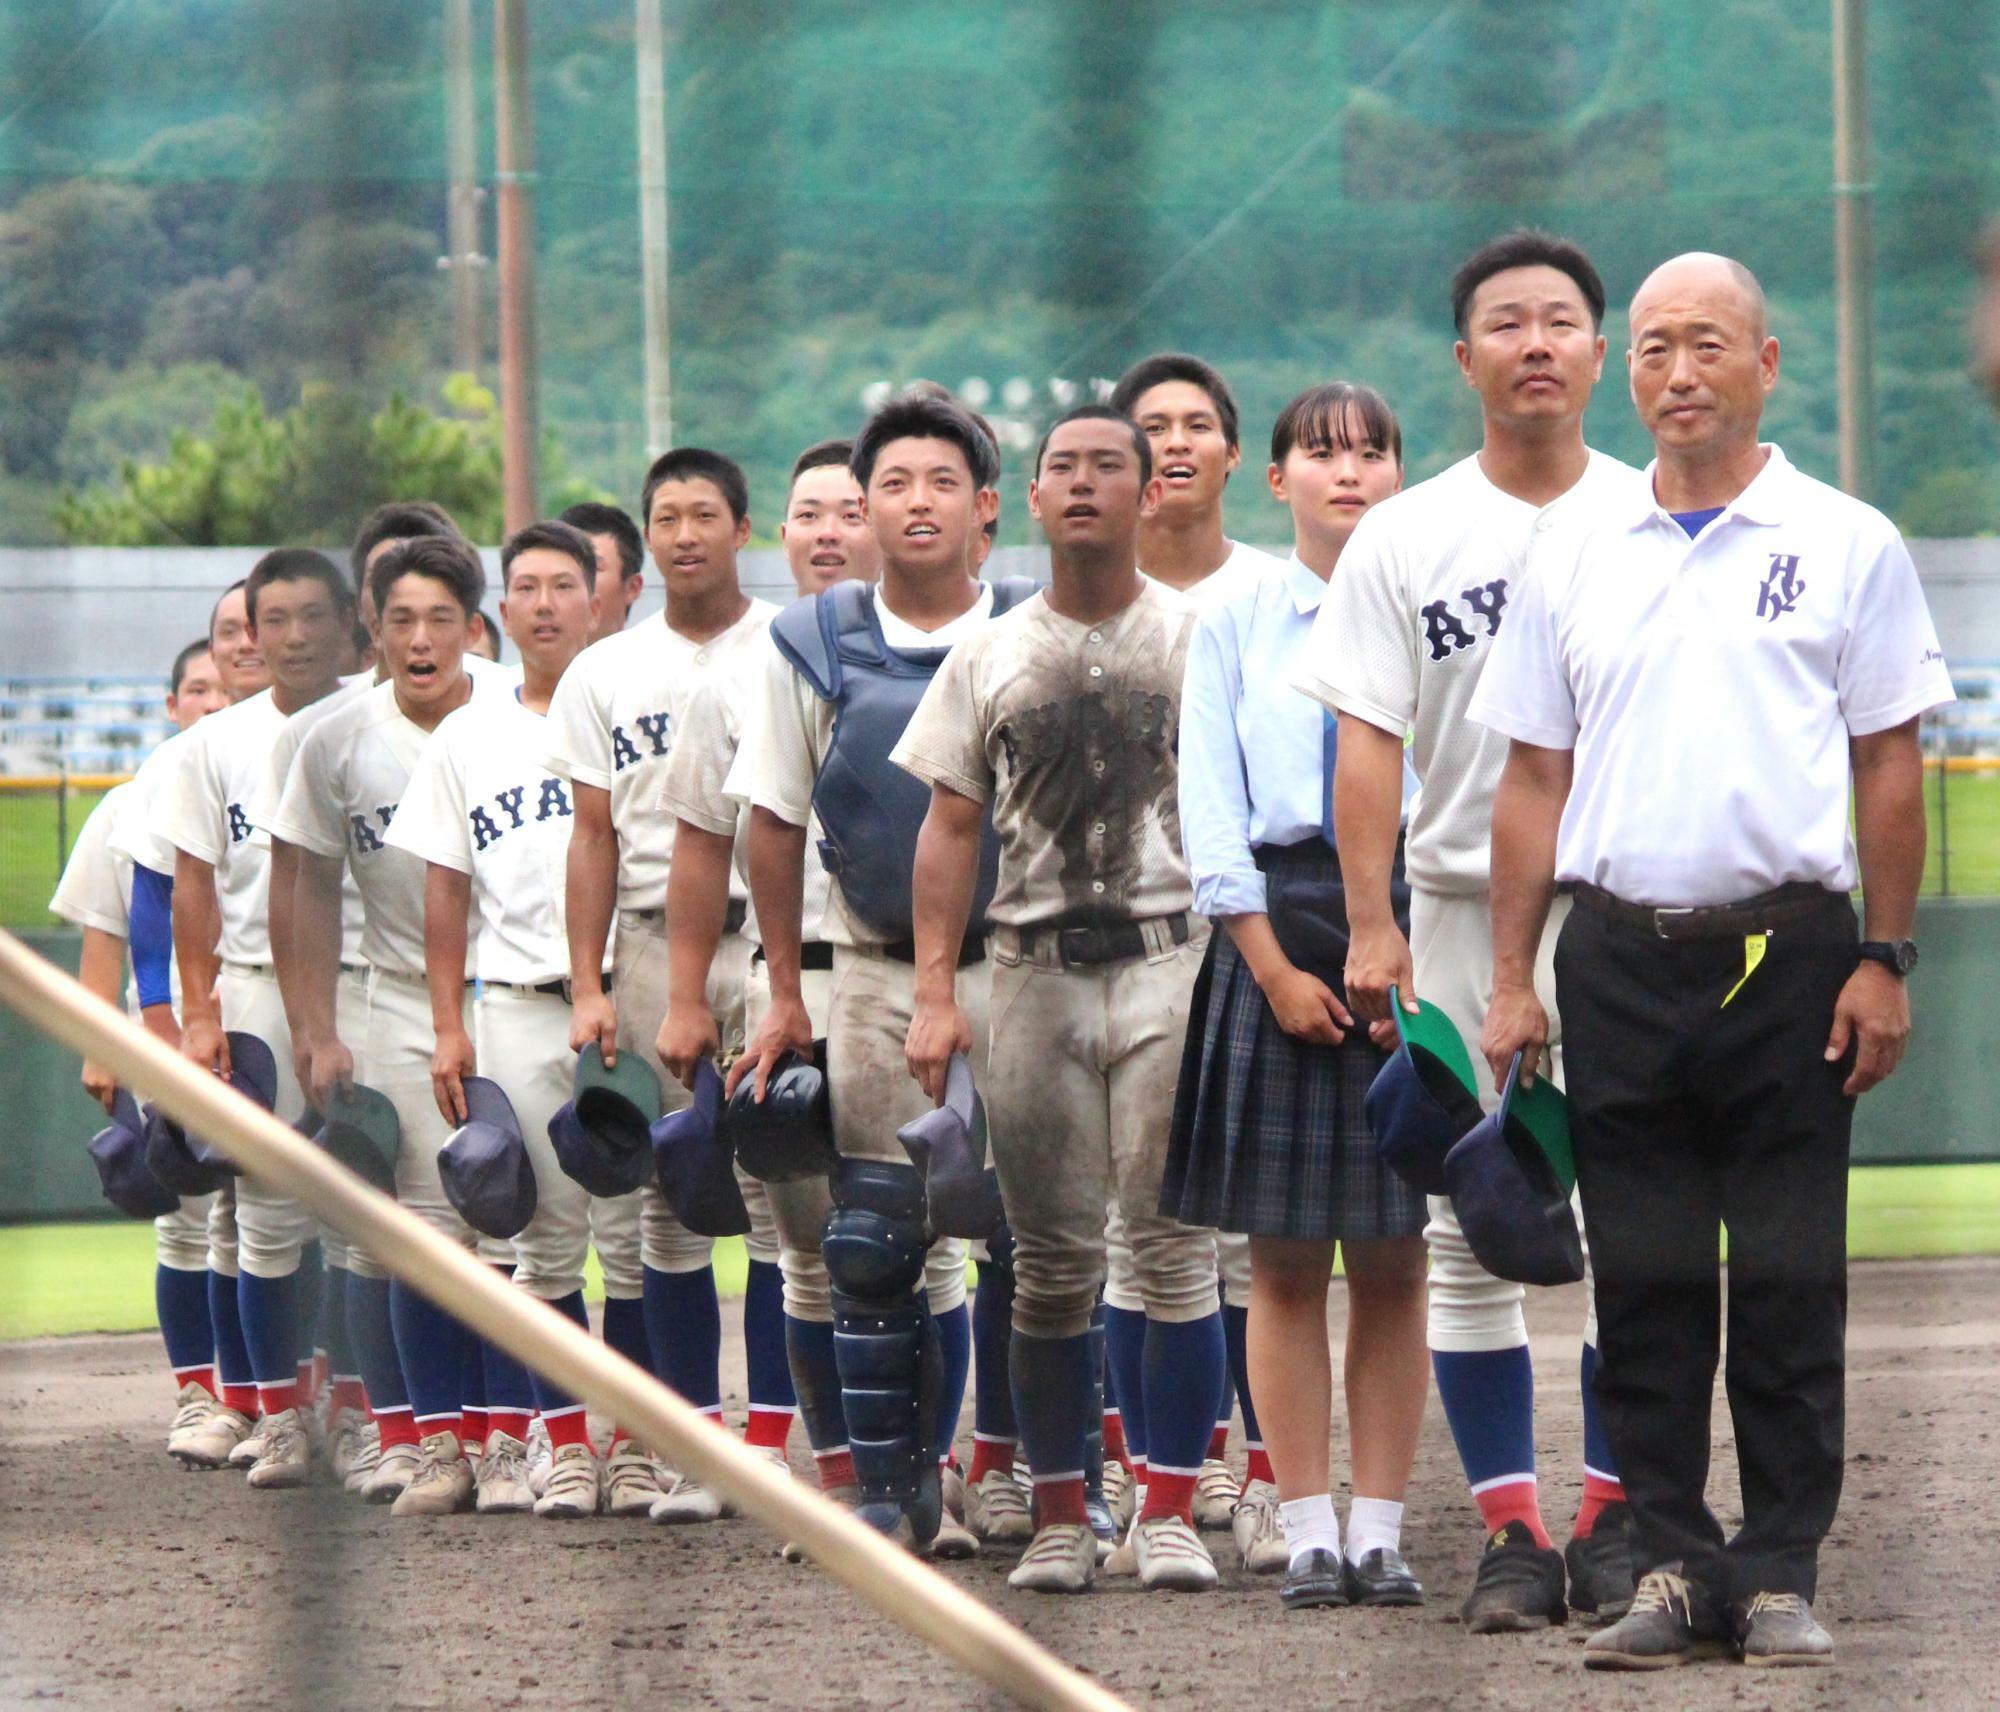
top-left (1466, 550), bottom-right (1579, 751)
top-left (742, 642), bottom-right (825, 827)
top-left (163, 718), bottom-right (228, 865)
top-left (49, 789), bottom-right (130, 935)
top-left (267, 718), bottom-right (353, 860)
top-left (544, 650), bottom-right (613, 790)
top-left (1837, 528), bottom-right (1956, 736)
top-left (385, 727), bottom-right (473, 875)
top-left (658, 676), bottom-right (741, 837)
top-left (1294, 512), bottom-right (1418, 737)
top-left (889, 640), bottom-right (993, 804)
top-left (112, 740), bottom-right (183, 873)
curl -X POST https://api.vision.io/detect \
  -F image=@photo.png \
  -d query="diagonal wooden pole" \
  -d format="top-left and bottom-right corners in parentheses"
top-left (0, 930), bottom-right (1129, 1712)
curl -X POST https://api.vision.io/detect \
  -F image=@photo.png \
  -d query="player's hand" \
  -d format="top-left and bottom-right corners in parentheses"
top-left (657, 1000), bottom-right (721, 1091)
top-left (727, 996), bottom-right (814, 1103)
top-left (181, 1014), bottom-right (229, 1079)
top-left (81, 1061), bottom-right (116, 1113)
top-left (569, 988), bottom-right (618, 1065)
top-left (432, 1024), bottom-right (478, 1126)
top-left (308, 1038), bottom-right (356, 1111)
top-left (1826, 960), bottom-right (1910, 1096)
top-left (904, 997), bottom-right (973, 1105)
top-left (1345, 921), bottom-right (1416, 1026)
top-left (1256, 963), bottom-right (1351, 1047)
top-left (1480, 981), bottom-right (1549, 1089)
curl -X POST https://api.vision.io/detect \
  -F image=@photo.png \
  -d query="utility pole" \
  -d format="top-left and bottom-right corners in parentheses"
top-left (494, 0), bottom-right (541, 530)
top-left (441, 0), bottom-right (484, 379)
top-left (636, 0), bottom-right (673, 459)
top-left (1832, 0), bottom-right (1875, 501)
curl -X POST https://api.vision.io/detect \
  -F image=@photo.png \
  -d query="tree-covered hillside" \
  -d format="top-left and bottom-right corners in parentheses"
top-left (0, 0), bottom-right (1994, 544)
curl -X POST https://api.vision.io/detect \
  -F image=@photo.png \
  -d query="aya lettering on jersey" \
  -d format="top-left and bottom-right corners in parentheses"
top-left (609, 709), bottom-right (673, 772)
top-left (1420, 577), bottom-right (1510, 663)
top-left (469, 776), bottom-right (574, 852)
top-left (349, 805), bottom-right (396, 855)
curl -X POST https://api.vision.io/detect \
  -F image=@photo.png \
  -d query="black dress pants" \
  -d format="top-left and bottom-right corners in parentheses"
top-left (1555, 894), bottom-right (1858, 1604)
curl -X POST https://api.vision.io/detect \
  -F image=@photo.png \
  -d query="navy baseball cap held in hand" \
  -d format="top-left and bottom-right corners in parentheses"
top-left (89, 1087), bottom-right (179, 1220)
top-left (725, 1043), bottom-right (837, 1184)
top-left (897, 1052), bottom-right (1004, 1240)
top-left (141, 1030), bottom-right (279, 1193)
top-left (1443, 1051), bottom-right (1583, 1288)
top-left (1364, 986), bottom-right (1486, 1195)
top-left (315, 1082), bottom-right (400, 1194)
top-left (651, 1058), bottom-right (751, 1237)
top-left (549, 1042), bottom-right (661, 1198)
top-left (439, 1076), bottom-right (538, 1239)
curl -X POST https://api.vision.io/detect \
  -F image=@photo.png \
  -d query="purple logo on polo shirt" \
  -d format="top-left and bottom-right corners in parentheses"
top-left (1755, 554), bottom-right (1806, 623)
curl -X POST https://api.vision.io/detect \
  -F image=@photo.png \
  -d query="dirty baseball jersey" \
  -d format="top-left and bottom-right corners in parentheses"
top-left (891, 579), bottom-right (1196, 928)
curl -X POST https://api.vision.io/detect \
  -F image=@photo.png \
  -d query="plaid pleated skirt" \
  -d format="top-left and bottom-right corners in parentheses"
top-left (1162, 862), bottom-right (1427, 1243)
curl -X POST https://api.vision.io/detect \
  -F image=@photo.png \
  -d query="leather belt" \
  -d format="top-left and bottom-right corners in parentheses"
top-left (1571, 881), bottom-right (1847, 941)
top-left (1006, 912), bottom-right (1192, 968)
top-left (490, 974), bottom-right (613, 1001)
top-left (882, 937), bottom-right (986, 968)
top-left (619, 900), bottom-right (745, 934)
top-left (751, 943), bottom-right (835, 972)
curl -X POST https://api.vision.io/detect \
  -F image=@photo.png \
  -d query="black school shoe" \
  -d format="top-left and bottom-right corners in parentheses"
top-left (1735, 1592), bottom-right (1834, 1667)
top-left (1345, 1547), bottom-right (1425, 1607)
top-left (1583, 1568), bottom-right (1732, 1670)
top-left (1280, 1547), bottom-right (1351, 1611)
top-left (1564, 1502), bottom-right (1638, 1623)
top-left (1461, 1520), bottom-right (1569, 1633)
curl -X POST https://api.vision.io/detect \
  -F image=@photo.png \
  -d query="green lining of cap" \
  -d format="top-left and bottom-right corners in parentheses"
top-left (574, 1042), bottom-right (663, 1123)
top-left (1498, 1055), bottom-right (1575, 1195)
top-left (1389, 984), bottom-right (1482, 1113)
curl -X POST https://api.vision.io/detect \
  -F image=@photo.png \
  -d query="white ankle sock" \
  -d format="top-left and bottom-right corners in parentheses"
top-left (1346, 1496), bottom-right (1405, 1565)
top-left (1279, 1493), bottom-right (1341, 1567)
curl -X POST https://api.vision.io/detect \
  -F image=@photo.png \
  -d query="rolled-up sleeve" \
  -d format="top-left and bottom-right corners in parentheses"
top-left (1179, 615), bottom-right (1264, 917)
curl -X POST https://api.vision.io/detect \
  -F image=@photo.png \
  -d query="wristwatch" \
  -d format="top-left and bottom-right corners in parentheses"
top-left (1857, 940), bottom-right (1919, 977)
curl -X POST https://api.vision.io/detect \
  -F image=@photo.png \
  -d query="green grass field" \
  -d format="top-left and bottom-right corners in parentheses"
top-left (2, 1166), bottom-right (1995, 1340)
top-left (1, 788), bottom-right (113, 928)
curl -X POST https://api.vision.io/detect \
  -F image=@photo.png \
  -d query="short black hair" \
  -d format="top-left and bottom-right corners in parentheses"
top-left (207, 579), bottom-right (247, 642)
top-left (502, 518), bottom-right (599, 591)
top-left (900, 381), bottom-right (1004, 472)
top-left (1109, 353), bottom-right (1241, 450)
top-left (789, 438), bottom-right (855, 491)
top-left (558, 502), bottom-right (642, 583)
top-left (851, 395), bottom-right (1001, 491)
top-left (168, 638), bottom-right (211, 697)
top-left (1450, 229), bottom-right (1606, 337)
top-left (1034, 405), bottom-right (1153, 484)
top-left (1269, 382), bottom-right (1404, 467)
top-left (347, 501), bottom-right (465, 588)
top-left (640, 447), bottom-right (750, 527)
top-left (246, 547), bottom-right (354, 626)
top-left (367, 533), bottom-right (487, 621)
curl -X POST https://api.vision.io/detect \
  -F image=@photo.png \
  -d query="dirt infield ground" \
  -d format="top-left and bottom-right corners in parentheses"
top-left (3, 1259), bottom-right (1996, 1712)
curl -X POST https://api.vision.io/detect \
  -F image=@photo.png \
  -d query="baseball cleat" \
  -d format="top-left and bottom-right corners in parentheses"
top-left (474, 1430), bottom-right (535, 1515)
top-left (339, 1418), bottom-right (382, 1492)
top-left (1231, 1479), bottom-right (1287, 1573)
top-left (1735, 1592), bottom-right (1834, 1668)
top-left (603, 1441), bottom-right (664, 1518)
top-left (1565, 1502), bottom-right (1638, 1623)
top-left (1133, 1514), bottom-right (1219, 1592)
top-left (244, 1407), bottom-right (313, 1490)
top-left (1462, 1520), bottom-right (1569, 1633)
top-left (169, 1398), bottom-right (252, 1471)
top-left (525, 1415), bottom-right (554, 1498)
top-left (1345, 1546), bottom-right (1426, 1607)
top-left (164, 1382), bottom-right (218, 1454)
top-left (782, 1483), bottom-right (859, 1563)
top-left (648, 1468), bottom-right (736, 1524)
top-left (1104, 1513), bottom-right (1139, 1578)
top-left (967, 1468), bottom-right (1035, 1543)
top-left (1193, 1458), bottom-right (1240, 1530)
top-left (326, 1407), bottom-right (373, 1486)
top-left (1100, 1457), bottom-right (1136, 1529)
top-left (1006, 1523), bottom-right (1097, 1594)
top-left (534, 1443), bottom-right (602, 1518)
top-left (929, 1511), bottom-right (981, 1560)
top-left (360, 1438), bottom-right (423, 1504)
top-left (1281, 1546), bottom-right (1351, 1611)
top-left (1583, 1570), bottom-right (1730, 1670)
top-left (227, 1426), bottom-right (266, 1469)
top-left (391, 1430), bottom-right (475, 1517)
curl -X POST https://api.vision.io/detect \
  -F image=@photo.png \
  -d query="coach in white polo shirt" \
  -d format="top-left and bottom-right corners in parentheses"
top-left (1474, 253), bottom-right (1952, 1672)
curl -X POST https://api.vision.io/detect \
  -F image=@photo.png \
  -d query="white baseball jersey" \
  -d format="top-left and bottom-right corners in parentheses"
top-left (161, 689), bottom-right (295, 964)
top-left (111, 727), bottom-right (192, 878)
top-left (544, 600), bottom-right (780, 913)
top-left (388, 690), bottom-right (592, 987)
top-left (1295, 450), bottom-right (1644, 895)
top-left (1149, 538), bottom-right (1289, 616)
top-left (50, 781), bottom-right (133, 939)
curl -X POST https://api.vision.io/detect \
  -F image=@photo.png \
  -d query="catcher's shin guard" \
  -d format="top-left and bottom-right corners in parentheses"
top-left (823, 1158), bottom-right (944, 1543)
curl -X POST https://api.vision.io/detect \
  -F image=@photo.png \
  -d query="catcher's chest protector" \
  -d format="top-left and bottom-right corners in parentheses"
top-left (770, 578), bottom-right (1035, 942)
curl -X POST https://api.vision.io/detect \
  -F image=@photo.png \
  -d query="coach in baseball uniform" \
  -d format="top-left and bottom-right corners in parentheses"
top-left (1474, 253), bottom-right (1951, 1670)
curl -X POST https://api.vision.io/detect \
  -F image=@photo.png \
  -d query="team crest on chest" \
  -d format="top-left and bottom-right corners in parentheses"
top-left (468, 777), bottom-right (573, 851)
top-left (1756, 554), bottom-right (1805, 623)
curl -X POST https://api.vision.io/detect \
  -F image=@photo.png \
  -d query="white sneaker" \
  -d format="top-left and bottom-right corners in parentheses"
top-left (781, 1482), bottom-right (858, 1563)
top-left (1133, 1513), bottom-right (1218, 1591)
top-left (164, 1382), bottom-right (218, 1456)
top-left (360, 1438), bottom-right (423, 1504)
top-left (340, 1418), bottom-right (382, 1493)
top-left (475, 1429), bottom-right (535, 1514)
top-left (604, 1441), bottom-right (663, 1518)
top-left (326, 1407), bottom-right (373, 1485)
top-left (172, 1401), bottom-right (254, 1471)
top-left (534, 1443), bottom-right (602, 1518)
top-left (244, 1407), bottom-right (313, 1490)
top-left (967, 1468), bottom-right (1035, 1543)
top-left (390, 1430), bottom-right (474, 1517)
top-left (649, 1469), bottom-right (732, 1524)
top-left (1231, 1479), bottom-right (1287, 1573)
top-left (1006, 1523), bottom-right (1097, 1594)
top-left (227, 1425), bottom-right (267, 1469)
top-left (525, 1416), bottom-right (553, 1498)
top-left (1101, 1457), bottom-right (1137, 1529)
top-left (1194, 1457), bottom-right (1241, 1530)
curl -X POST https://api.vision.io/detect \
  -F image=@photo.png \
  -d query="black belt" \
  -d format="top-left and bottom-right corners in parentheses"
top-left (882, 937), bottom-right (987, 967)
top-left (1570, 881), bottom-right (1847, 941)
top-left (1011, 912), bottom-right (1192, 967)
top-left (502, 973), bottom-right (614, 1000)
top-left (752, 943), bottom-right (835, 972)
